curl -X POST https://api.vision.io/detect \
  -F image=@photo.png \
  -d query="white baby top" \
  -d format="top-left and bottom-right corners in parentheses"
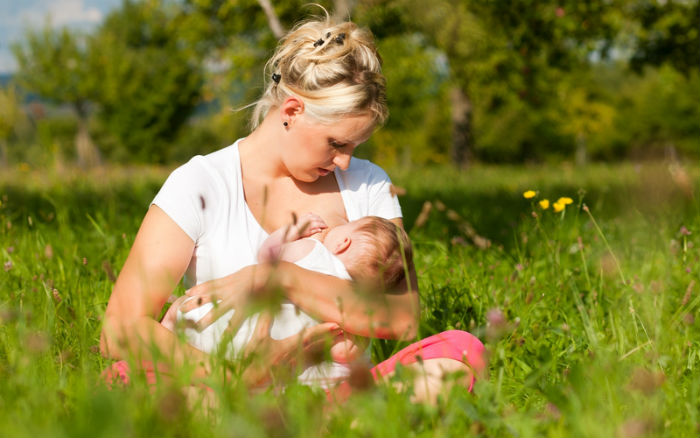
top-left (152, 138), bottom-right (402, 288)
top-left (173, 239), bottom-right (353, 386)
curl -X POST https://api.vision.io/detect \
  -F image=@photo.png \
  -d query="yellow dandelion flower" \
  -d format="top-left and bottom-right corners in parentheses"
top-left (539, 199), bottom-right (550, 209)
top-left (523, 190), bottom-right (536, 199)
top-left (553, 202), bottom-right (565, 212)
top-left (557, 197), bottom-right (573, 205)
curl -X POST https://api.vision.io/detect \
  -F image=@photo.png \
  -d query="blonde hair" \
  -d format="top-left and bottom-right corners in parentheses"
top-left (251, 16), bottom-right (388, 128)
top-left (345, 217), bottom-right (413, 290)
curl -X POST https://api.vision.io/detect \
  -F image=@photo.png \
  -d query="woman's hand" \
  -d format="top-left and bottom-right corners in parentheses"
top-left (239, 312), bottom-right (341, 387)
top-left (182, 263), bottom-right (281, 330)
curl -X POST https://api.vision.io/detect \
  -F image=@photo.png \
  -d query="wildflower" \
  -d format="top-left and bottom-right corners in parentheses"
top-left (557, 197), bottom-right (573, 205)
top-left (486, 308), bottom-right (508, 341)
top-left (539, 199), bottom-right (550, 209)
top-left (553, 202), bottom-right (565, 213)
top-left (523, 190), bottom-right (536, 199)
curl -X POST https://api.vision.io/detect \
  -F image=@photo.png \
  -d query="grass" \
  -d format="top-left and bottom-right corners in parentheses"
top-left (1, 160), bottom-right (699, 436)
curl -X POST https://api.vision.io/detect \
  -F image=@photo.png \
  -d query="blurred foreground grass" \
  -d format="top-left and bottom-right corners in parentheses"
top-left (1, 161), bottom-right (699, 436)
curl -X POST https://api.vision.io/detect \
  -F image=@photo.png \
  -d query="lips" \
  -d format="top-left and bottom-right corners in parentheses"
top-left (317, 168), bottom-right (331, 176)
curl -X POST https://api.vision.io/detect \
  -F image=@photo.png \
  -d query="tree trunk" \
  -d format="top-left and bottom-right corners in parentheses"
top-left (575, 133), bottom-right (587, 166)
top-left (450, 85), bottom-right (473, 168)
top-left (74, 103), bottom-right (100, 168)
top-left (0, 140), bottom-right (7, 168)
top-left (256, 0), bottom-right (286, 39)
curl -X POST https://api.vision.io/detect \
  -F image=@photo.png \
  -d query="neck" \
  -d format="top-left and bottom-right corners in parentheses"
top-left (239, 113), bottom-right (289, 179)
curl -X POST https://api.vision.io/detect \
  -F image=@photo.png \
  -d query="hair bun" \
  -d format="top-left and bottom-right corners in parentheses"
top-left (250, 17), bottom-right (387, 128)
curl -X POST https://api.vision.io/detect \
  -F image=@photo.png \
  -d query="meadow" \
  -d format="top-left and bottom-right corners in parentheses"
top-left (1, 161), bottom-right (698, 437)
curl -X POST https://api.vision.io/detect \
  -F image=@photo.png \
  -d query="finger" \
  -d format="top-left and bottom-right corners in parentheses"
top-left (181, 294), bottom-right (216, 312)
top-left (185, 277), bottom-right (223, 296)
top-left (252, 312), bottom-right (273, 340)
top-left (192, 301), bottom-right (230, 331)
top-left (310, 215), bottom-right (328, 228)
top-left (185, 284), bottom-right (203, 297)
top-left (301, 322), bottom-right (341, 346)
top-left (223, 304), bottom-right (247, 337)
top-left (244, 312), bottom-right (274, 356)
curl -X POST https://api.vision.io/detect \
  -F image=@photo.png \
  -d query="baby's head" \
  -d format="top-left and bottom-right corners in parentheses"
top-left (323, 216), bottom-right (413, 290)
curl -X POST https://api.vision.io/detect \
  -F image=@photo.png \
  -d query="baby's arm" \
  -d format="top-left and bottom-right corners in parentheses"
top-left (258, 213), bottom-right (327, 263)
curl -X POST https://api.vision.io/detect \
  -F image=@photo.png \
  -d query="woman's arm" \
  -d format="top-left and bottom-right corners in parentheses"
top-left (101, 205), bottom-right (342, 384)
top-left (186, 218), bottom-right (419, 340)
top-left (276, 264), bottom-right (419, 340)
top-left (100, 205), bottom-right (215, 378)
top-left (281, 217), bottom-right (419, 339)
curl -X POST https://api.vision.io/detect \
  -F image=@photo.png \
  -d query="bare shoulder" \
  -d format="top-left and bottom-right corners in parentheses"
top-left (280, 239), bottom-right (317, 263)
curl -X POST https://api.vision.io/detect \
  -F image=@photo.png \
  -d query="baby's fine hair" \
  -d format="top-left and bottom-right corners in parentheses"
top-left (345, 217), bottom-right (413, 290)
top-left (251, 15), bottom-right (388, 127)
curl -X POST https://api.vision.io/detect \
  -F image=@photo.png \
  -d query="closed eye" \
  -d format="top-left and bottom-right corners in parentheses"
top-left (329, 139), bottom-right (347, 149)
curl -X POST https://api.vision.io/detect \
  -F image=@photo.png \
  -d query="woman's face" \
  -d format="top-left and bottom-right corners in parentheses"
top-left (281, 112), bottom-right (375, 183)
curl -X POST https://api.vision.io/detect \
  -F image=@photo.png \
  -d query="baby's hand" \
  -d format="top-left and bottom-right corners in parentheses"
top-left (329, 334), bottom-right (367, 364)
top-left (289, 212), bottom-right (327, 240)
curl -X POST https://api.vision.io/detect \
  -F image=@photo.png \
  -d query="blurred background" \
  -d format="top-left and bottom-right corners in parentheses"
top-left (0, 0), bottom-right (698, 170)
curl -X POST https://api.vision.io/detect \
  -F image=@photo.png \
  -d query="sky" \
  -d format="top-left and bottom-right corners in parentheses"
top-left (0, 0), bottom-right (122, 73)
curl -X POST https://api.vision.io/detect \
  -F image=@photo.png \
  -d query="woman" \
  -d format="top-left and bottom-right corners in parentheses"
top-left (101, 16), bottom-right (485, 401)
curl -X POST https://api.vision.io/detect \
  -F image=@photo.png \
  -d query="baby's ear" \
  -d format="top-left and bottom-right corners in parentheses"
top-left (333, 236), bottom-right (351, 255)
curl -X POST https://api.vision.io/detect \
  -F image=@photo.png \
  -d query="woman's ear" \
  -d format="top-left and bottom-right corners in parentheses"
top-left (333, 237), bottom-right (351, 255)
top-left (280, 97), bottom-right (305, 125)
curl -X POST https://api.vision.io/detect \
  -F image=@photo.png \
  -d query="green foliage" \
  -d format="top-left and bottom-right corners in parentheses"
top-left (1, 162), bottom-right (699, 435)
top-left (11, 26), bottom-right (95, 112)
top-left (0, 84), bottom-right (28, 166)
top-left (5, 0), bottom-right (700, 165)
top-left (363, 34), bottom-right (451, 166)
top-left (629, 0), bottom-right (700, 75)
top-left (0, 85), bottom-right (26, 142)
top-left (608, 65), bottom-right (700, 159)
top-left (90, 0), bottom-right (204, 163)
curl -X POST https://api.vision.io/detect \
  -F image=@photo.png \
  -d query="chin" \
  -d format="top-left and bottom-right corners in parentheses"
top-left (294, 173), bottom-right (319, 183)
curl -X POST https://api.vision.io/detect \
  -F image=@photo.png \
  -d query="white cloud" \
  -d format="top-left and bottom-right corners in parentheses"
top-left (20, 0), bottom-right (103, 28)
top-left (48, 0), bottom-right (103, 26)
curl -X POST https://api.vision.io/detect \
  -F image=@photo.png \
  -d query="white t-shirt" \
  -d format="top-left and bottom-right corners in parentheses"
top-left (153, 139), bottom-right (401, 385)
top-left (152, 138), bottom-right (402, 288)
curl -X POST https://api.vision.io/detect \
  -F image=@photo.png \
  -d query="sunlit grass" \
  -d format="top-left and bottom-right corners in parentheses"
top-left (1, 161), bottom-right (698, 436)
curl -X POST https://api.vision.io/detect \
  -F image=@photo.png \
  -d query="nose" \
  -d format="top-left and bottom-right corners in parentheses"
top-left (333, 151), bottom-right (352, 171)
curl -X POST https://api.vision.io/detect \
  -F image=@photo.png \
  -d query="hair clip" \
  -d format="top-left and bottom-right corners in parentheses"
top-left (272, 73), bottom-right (281, 83)
top-left (326, 32), bottom-right (331, 38)
top-left (334, 33), bottom-right (346, 45)
top-left (313, 38), bottom-right (325, 47)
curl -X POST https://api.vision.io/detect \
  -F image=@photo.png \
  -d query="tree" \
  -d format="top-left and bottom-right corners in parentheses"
top-left (0, 85), bottom-right (27, 166)
top-left (89, 0), bottom-right (204, 162)
top-left (12, 25), bottom-right (101, 167)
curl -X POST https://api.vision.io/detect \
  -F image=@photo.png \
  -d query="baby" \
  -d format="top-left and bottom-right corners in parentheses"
top-left (162, 213), bottom-right (413, 386)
